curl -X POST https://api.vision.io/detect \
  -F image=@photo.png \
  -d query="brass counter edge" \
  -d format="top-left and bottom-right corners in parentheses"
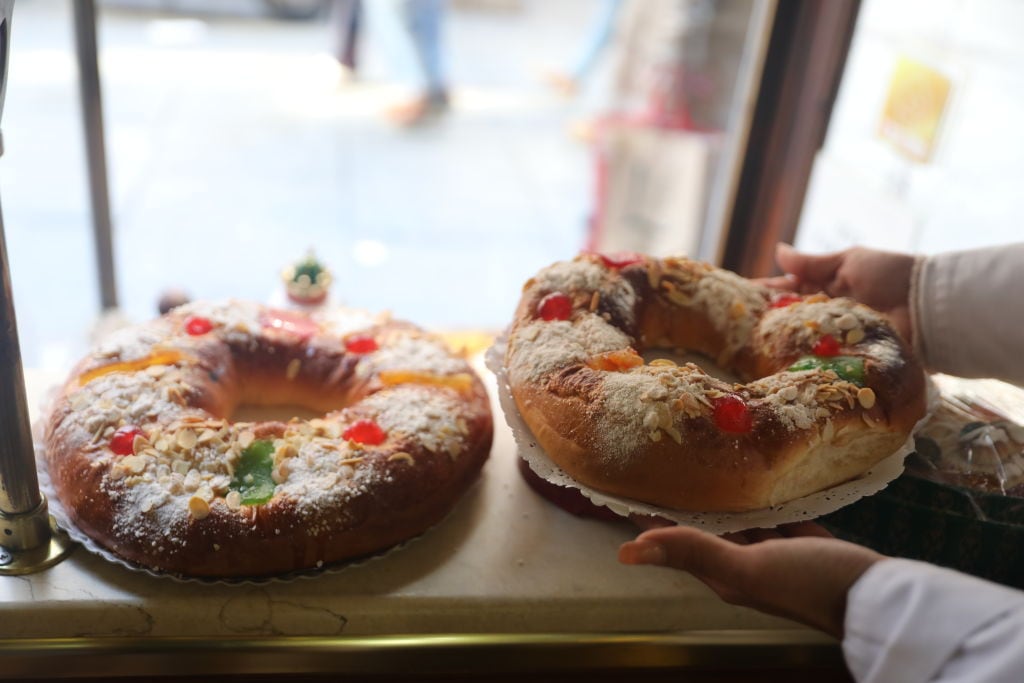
top-left (0, 630), bottom-right (844, 678)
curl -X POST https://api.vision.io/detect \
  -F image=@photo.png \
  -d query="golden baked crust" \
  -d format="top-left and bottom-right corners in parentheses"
top-left (44, 301), bottom-right (492, 578)
top-left (504, 254), bottom-right (927, 512)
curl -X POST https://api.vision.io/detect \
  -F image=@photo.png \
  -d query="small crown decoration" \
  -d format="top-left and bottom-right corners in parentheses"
top-left (282, 250), bottom-right (332, 305)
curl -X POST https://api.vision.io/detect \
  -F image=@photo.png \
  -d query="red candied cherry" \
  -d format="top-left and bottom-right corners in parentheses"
top-left (343, 419), bottom-right (386, 445)
top-left (769, 293), bottom-right (802, 309)
top-left (344, 335), bottom-right (379, 354)
top-left (110, 425), bottom-right (144, 455)
top-left (812, 334), bottom-right (841, 357)
top-left (713, 395), bottom-right (753, 434)
top-left (537, 292), bottom-right (573, 321)
top-left (184, 316), bottom-right (213, 336)
top-left (594, 251), bottom-right (644, 269)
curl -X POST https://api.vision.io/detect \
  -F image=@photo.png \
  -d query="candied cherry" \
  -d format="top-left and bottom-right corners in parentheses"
top-left (344, 335), bottom-right (379, 354)
top-left (713, 395), bottom-right (753, 434)
top-left (184, 316), bottom-right (213, 336)
top-left (537, 292), bottom-right (573, 321)
top-left (343, 419), bottom-right (386, 445)
top-left (110, 425), bottom-right (144, 455)
top-left (594, 251), bottom-right (644, 269)
top-left (812, 334), bottom-right (841, 357)
top-left (769, 293), bottom-right (802, 309)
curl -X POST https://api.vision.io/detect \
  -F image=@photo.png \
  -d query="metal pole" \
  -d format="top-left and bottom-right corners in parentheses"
top-left (73, 0), bottom-right (117, 311)
top-left (0, 0), bottom-right (74, 573)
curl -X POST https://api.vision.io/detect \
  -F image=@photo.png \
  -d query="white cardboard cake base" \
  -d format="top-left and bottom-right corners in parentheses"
top-left (487, 337), bottom-right (935, 535)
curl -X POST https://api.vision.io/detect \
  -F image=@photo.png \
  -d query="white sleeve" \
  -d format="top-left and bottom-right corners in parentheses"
top-left (913, 243), bottom-right (1024, 386)
top-left (843, 558), bottom-right (1024, 683)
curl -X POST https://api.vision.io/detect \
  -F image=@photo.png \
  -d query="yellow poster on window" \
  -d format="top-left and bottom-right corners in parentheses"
top-left (878, 57), bottom-right (952, 163)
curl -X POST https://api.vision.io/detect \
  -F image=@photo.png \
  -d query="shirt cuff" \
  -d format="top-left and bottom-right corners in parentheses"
top-left (843, 558), bottom-right (1024, 683)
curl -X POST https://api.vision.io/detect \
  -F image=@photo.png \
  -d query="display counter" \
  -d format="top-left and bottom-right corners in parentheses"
top-left (0, 367), bottom-right (846, 680)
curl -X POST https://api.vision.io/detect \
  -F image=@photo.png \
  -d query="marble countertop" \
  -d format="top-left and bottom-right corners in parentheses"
top-left (2, 367), bottom-right (809, 642)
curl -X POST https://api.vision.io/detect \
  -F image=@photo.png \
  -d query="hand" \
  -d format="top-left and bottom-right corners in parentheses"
top-left (618, 522), bottom-right (884, 639)
top-left (760, 243), bottom-right (916, 345)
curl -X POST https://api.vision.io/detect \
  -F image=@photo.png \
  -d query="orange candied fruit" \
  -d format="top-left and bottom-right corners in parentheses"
top-left (378, 370), bottom-right (474, 393)
top-left (77, 350), bottom-right (186, 386)
top-left (587, 348), bottom-right (644, 372)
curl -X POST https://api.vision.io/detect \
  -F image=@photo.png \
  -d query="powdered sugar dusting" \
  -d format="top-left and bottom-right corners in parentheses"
top-left (44, 300), bottom-right (488, 576)
top-left (688, 268), bottom-right (767, 360)
top-left (365, 332), bottom-right (470, 377)
top-left (758, 299), bottom-right (883, 348)
top-left (362, 386), bottom-right (468, 456)
top-left (507, 315), bottom-right (633, 385)
top-left (533, 259), bottom-right (636, 325)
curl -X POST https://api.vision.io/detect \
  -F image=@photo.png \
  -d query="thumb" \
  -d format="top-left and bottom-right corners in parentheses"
top-left (620, 526), bottom-right (740, 578)
top-left (775, 243), bottom-right (844, 289)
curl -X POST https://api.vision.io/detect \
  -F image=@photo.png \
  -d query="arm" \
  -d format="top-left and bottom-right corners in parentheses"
top-left (619, 527), bottom-right (1024, 682)
top-left (618, 522), bottom-right (881, 639)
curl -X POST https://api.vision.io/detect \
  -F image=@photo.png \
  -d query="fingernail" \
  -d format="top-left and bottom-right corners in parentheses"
top-left (623, 541), bottom-right (666, 566)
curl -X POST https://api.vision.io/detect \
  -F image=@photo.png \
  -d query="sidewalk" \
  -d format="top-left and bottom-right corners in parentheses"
top-left (1, 0), bottom-right (597, 371)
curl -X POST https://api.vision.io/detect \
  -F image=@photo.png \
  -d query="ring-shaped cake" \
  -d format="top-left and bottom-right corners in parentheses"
top-left (43, 301), bottom-right (493, 578)
top-left (503, 253), bottom-right (927, 512)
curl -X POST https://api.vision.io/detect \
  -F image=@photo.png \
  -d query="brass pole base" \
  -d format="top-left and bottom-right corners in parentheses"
top-left (0, 517), bottom-right (76, 576)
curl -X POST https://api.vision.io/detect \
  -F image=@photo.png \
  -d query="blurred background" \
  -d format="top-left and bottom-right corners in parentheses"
top-left (1, 0), bottom-right (1022, 374)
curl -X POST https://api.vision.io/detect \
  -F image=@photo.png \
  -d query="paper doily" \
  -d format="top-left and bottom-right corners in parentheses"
top-left (487, 335), bottom-right (936, 535)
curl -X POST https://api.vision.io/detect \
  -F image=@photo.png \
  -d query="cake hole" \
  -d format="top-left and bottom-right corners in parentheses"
top-left (641, 349), bottom-right (741, 384)
top-left (231, 404), bottom-right (324, 423)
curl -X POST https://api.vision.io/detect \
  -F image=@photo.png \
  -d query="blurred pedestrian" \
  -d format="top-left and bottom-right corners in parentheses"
top-left (365, 0), bottom-right (449, 126)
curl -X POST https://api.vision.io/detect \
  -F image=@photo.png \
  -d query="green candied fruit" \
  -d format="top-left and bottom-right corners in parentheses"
top-left (787, 355), bottom-right (865, 385)
top-left (229, 439), bottom-right (276, 505)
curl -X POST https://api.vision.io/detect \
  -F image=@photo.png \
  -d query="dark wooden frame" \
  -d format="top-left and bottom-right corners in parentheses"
top-left (721, 0), bottom-right (861, 278)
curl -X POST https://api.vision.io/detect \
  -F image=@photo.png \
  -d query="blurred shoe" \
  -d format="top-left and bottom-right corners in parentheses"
top-left (384, 90), bottom-right (449, 127)
top-left (541, 69), bottom-right (578, 97)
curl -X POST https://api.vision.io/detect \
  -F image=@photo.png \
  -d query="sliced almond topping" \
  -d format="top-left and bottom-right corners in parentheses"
top-left (667, 290), bottom-right (692, 306)
top-left (225, 490), bottom-right (242, 510)
top-left (121, 455), bottom-right (147, 474)
top-left (146, 364), bottom-right (167, 378)
top-left (238, 429), bottom-right (256, 449)
top-left (188, 495), bottom-right (211, 520)
top-left (845, 328), bottom-right (866, 345)
top-left (649, 358), bottom-right (677, 367)
top-left (388, 452), bottom-right (414, 465)
top-left (857, 387), bottom-right (876, 409)
top-left (176, 429), bottom-right (197, 450)
top-left (836, 313), bottom-right (858, 330)
top-left (779, 385), bottom-right (799, 402)
top-left (286, 358), bottom-right (302, 381)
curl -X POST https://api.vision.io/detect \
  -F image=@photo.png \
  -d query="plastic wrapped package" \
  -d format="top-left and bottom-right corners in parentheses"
top-left (823, 374), bottom-right (1024, 588)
